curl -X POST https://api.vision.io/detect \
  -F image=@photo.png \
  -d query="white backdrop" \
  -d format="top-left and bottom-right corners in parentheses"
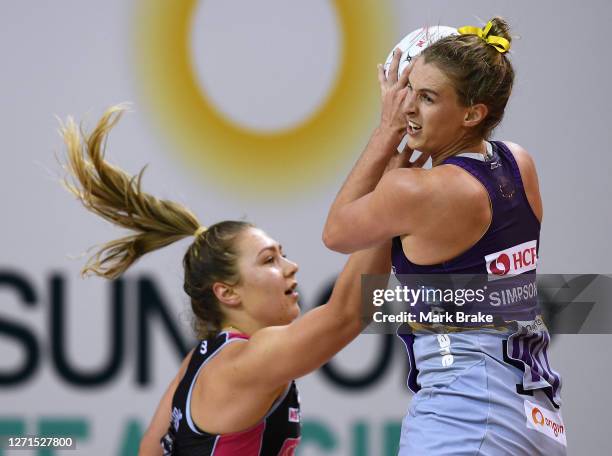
top-left (1, 0), bottom-right (611, 454)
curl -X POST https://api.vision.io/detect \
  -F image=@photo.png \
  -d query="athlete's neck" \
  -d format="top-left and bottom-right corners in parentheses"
top-left (221, 324), bottom-right (245, 334)
top-left (432, 138), bottom-right (488, 167)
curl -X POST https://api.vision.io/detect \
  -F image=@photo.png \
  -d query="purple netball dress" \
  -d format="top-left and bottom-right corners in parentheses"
top-left (393, 141), bottom-right (566, 455)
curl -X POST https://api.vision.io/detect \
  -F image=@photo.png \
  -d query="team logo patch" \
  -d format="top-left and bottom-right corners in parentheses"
top-left (524, 400), bottom-right (566, 446)
top-left (171, 407), bottom-right (183, 431)
top-left (288, 407), bottom-right (300, 423)
top-left (437, 334), bottom-right (453, 367)
top-left (485, 240), bottom-right (538, 278)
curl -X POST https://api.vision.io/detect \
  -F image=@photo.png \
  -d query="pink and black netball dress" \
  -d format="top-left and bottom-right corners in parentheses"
top-left (161, 331), bottom-right (301, 456)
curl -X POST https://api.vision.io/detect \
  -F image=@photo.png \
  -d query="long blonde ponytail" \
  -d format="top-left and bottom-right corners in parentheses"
top-left (59, 105), bottom-right (202, 279)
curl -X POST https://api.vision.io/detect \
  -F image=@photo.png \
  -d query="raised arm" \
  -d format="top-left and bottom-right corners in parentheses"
top-left (326, 163), bottom-right (439, 252)
top-left (323, 50), bottom-right (430, 253)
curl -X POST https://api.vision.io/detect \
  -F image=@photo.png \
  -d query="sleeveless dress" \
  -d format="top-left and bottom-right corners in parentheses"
top-left (161, 331), bottom-right (301, 455)
top-left (393, 141), bottom-right (566, 455)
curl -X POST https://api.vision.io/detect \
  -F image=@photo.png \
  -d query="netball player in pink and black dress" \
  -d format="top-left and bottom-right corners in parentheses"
top-left (324, 18), bottom-right (566, 455)
top-left (58, 106), bottom-right (391, 455)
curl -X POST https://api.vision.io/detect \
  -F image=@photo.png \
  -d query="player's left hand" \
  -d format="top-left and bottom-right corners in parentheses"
top-left (384, 147), bottom-right (430, 174)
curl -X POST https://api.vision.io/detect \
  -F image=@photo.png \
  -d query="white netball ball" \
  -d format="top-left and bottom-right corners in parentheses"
top-left (384, 25), bottom-right (458, 78)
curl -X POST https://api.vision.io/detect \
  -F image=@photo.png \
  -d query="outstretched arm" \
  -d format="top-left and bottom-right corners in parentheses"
top-left (223, 240), bottom-right (392, 392)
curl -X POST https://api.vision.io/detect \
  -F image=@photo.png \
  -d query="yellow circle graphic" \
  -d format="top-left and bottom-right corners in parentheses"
top-left (133, 0), bottom-right (394, 197)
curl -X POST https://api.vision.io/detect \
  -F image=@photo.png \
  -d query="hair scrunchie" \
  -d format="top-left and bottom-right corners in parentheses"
top-left (458, 21), bottom-right (510, 53)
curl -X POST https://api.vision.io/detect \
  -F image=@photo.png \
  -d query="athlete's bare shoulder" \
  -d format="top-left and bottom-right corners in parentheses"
top-left (432, 161), bottom-right (490, 203)
top-left (407, 163), bottom-right (491, 238)
top-left (200, 335), bottom-right (249, 380)
top-left (504, 141), bottom-right (536, 172)
top-left (190, 336), bottom-right (287, 434)
top-left (502, 141), bottom-right (543, 222)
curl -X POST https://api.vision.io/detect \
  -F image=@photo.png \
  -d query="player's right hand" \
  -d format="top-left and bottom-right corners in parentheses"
top-left (377, 48), bottom-right (411, 137)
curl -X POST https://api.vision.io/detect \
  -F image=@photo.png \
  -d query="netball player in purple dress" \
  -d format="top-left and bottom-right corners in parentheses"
top-left (324, 17), bottom-right (566, 455)
top-left (58, 106), bottom-right (392, 455)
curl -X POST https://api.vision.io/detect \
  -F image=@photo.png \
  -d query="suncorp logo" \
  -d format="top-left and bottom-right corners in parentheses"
top-left (485, 240), bottom-right (538, 277)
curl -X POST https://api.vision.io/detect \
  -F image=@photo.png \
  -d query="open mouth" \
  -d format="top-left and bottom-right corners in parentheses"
top-left (285, 282), bottom-right (298, 296)
top-left (407, 120), bottom-right (422, 135)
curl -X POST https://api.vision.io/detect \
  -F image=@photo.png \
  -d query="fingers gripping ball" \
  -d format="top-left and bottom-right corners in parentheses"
top-left (384, 25), bottom-right (458, 78)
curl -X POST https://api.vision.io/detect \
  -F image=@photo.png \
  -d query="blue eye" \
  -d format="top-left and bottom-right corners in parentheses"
top-left (421, 94), bottom-right (433, 103)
